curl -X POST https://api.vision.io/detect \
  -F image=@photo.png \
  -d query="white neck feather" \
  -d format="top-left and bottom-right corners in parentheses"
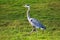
top-left (27, 7), bottom-right (30, 20)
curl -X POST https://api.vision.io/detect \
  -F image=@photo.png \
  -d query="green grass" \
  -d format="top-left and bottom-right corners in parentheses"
top-left (0, 0), bottom-right (60, 40)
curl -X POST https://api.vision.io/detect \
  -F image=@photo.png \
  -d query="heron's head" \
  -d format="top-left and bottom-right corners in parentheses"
top-left (24, 4), bottom-right (30, 8)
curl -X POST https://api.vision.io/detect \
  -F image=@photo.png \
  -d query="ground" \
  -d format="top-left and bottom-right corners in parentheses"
top-left (0, 0), bottom-right (60, 40)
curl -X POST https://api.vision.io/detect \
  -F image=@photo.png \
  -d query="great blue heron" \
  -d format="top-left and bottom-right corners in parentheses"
top-left (24, 5), bottom-right (46, 32)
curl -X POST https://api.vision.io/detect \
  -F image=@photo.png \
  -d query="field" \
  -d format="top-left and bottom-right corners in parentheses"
top-left (0, 0), bottom-right (60, 40)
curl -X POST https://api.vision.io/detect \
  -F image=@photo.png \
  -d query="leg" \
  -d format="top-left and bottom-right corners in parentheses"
top-left (32, 26), bottom-right (36, 31)
top-left (41, 30), bottom-right (45, 34)
top-left (30, 26), bottom-right (36, 33)
top-left (23, 26), bottom-right (36, 35)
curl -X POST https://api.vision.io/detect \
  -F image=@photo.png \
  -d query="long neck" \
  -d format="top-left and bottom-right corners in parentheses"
top-left (27, 7), bottom-right (30, 20)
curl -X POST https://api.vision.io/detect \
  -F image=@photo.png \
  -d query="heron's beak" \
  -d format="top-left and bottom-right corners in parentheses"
top-left (23, 5), bottom-right (25, 7)
top-left (24, 5), bottom-right (26, 7)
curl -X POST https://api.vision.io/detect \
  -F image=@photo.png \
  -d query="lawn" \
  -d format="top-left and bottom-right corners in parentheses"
top-left (0, 0), bottom-right (60, 40)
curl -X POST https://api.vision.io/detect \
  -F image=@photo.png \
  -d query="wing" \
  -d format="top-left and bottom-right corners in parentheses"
top-left (30, 18), bottom-right (46, 29)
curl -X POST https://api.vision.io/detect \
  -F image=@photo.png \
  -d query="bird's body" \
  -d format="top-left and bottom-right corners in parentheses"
top-left (24, 5), bottom-right (46, 32)
top-left (29, 18), bottom-right (45, 29)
